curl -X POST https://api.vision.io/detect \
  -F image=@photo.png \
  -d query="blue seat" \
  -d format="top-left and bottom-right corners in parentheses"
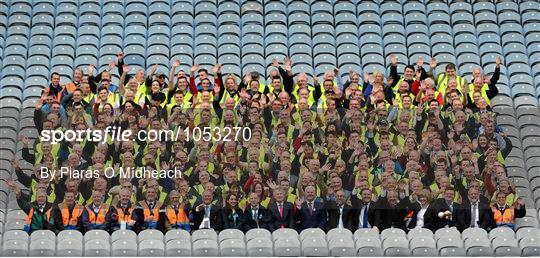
top-left (288, 1), bottom-right (310, 15)
top-left (219, 1), bottom-right (240, 15)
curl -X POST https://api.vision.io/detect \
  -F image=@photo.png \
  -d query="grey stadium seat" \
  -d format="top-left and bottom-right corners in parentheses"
top-left (111, 239), bottom-right (138, 256)
top-left (382, 237), bottom-right (410, 257)
top-left (410, 237), bottom-right (438, 256)
top-left (192, 239), bottom-right (219, 256)
top-left (274, 237), bottom-right (301, 257)
top-left (219, 238), bottom-right (246, 256)
top-left (246, 237), bottom-right (273, 256)
top-left (165, 239), bottom-right (192, 256)
top-left (139, 239), bottom-right (165, 257)
top-left (492, 237), bottom-right (521, 257)
top-left (84, 239), bottom-right (110, 256)
top-left (29, 238), bottom-right (55, 256)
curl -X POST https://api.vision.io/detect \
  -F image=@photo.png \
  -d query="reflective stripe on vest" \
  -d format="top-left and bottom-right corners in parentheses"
top-left (117, 207), bottom-right (134, 222)
top-left (26, 207), bottom-right (52, 225)
top-left (140, 201), bottom-right (161, 223)
top-left (492, 207), bottom-right (515, 228)
top-left (59, 203), bottom-right (83, 226)
top-left (166, 206), bottom-right (189, 226)
top-left (87, 204), bottom-right (109, 225)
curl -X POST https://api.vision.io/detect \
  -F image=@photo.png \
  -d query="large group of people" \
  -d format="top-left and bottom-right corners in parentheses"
top-left (7, 51), bottom-right (526, 235)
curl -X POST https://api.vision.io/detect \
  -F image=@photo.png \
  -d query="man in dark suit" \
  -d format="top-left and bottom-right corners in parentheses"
top-left (325, 189), bottom-right (356, 231)
top-left (243, 192), bottom-right (271, 232)
top-left (296, 185), bottom-right (326, 231)
top-left (372, 189), bottom-right (410, 232)
top-left (134, 187), bottom-right (167, 233)
top-left (350, 188), bottom-right (376, 231)
top-left (267, 188), bottom-right (295, 231)
top-left (192, 190), bottom-right (222, 231)
top-left (455, 188), bottom-right (494, 232)
top-left (424, 187), bottom-right (459, 231)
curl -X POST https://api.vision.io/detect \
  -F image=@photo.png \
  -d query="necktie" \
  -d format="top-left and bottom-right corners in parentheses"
top-left (278, 203), bottom-right (283, 218)
top-left (253, 208), bottom-right (258, 220)
top-left (338, 206), bottom-right (344, 229)
top-left (308, 202), bottom-right (313, 216)
top-left (363, 204), bottom-right (369, 228)
top-left (205, 205), bottom-right (211, 218)
top-left (470, 203), bottom-right (477, 227)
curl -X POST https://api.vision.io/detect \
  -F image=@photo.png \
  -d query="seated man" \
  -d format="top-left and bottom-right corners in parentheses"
top-left (134, 187), bottom-right (166, 232)
top-left (55, 191), bottom-right (84, 232)
top-left (296, 185), bottom-right (326, 231)
top-left (192, 190), bottom-right (222, 231)
top-left (107, 188), bottom-right (138, 232)
top-left (82, 190), bottom-right (112, 232)
top-left (491, 192), bottom-right (526, 230)
top-left (267, 188), bottom-right (295, 231)
top-left (164, 190), bottom-right (191, 231)
top-left (243, 192), bottom-right (271, 232)
top-left (456, 188), bottom-right (495, 232)
top-left (18, 189), bottom-right (59, 233)
top-left (424, 187), bottom-right (459, 232)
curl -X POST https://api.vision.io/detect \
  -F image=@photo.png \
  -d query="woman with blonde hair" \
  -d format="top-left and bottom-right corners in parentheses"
top-left (407, 188), bottom-right (433, 229)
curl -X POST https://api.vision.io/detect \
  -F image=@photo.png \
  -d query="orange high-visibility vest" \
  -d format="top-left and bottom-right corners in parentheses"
top-left (26, 207), bottom-right (52, 225)
top-left (62, 82), bottom-right (78, 95)
top-left (87, 204), bottom-right (109, 225)
top-left (140, 201), bottom-right (161, 223)
top-left (166, 206), bottom-right (189, 225)
top-left (59, 203), bottom-right (83, 226)
top-left (117, 206), bottom-right (134, 222)
top-left (492, 206), bottom-right (515, 227)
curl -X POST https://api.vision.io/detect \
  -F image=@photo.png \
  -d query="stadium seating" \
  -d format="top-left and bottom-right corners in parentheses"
top-left (0, 0), bottom-right (539, 257)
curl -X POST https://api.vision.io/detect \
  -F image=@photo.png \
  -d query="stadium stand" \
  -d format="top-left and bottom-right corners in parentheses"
top-left (0, 0), bottom-right (539, 257)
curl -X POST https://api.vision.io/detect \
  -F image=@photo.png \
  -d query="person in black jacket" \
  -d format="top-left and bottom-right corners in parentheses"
top-left (372, 189), bottom-right (410, 232)
top-left (406, 189), bottom-right (432, 229)
top-left (325, 189), bottom-right (356, 231)
top-left (296, 185), bottom-right (327, 231)
top-left (133, 187), bottom-right (167, 233)
top-left (350, 188), bottom-right (376, 231)
top-left (455, 188), bottom-right (495, 232)
top-left (424, 188), bottom-right (459, 231)
top-left (267, 188), bottom-right (295, 231)
top-left (192, 190), bottom-right (222, 231)
top-left (243, 192), bottom-right (272, 232)
top-left (221, 193), bottom-right (244, 230)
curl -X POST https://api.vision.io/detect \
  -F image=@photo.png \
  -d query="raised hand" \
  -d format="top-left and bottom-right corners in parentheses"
top-left (495, 56), bottom-right (502, 67)
top-left (213, 63), bottom-right (222, 74)
top-left (20, 135), bottom-right (29, 146)
top-left (283, 56), bottom-right (292, 71)
top-left (271, 58), bottom-right (279, 67)
top-left (108, 60), bottom-right (116, 71)
top-left (390, 54), bottom-right (398, 66)
top-left (10, 158), bottom-right (20, 169)
top-left (171, 60), bottom-right (180, 68)
top-left (88, 64), bottom-right (95, 75)
top-left (117, 51), bottom-right (124, 61)
top-left (416, 56), bottom-right (424, 68)
top-left (122, 64), bottom-right (130, 74)
top-left (364, 71), bottom-right (370, 84)
top-left (333, 67), bottom-right (339, 76)
top-left (429, 57), bottom-right (437, 69)
top-left (190, 64), bottom-right (199, 74)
